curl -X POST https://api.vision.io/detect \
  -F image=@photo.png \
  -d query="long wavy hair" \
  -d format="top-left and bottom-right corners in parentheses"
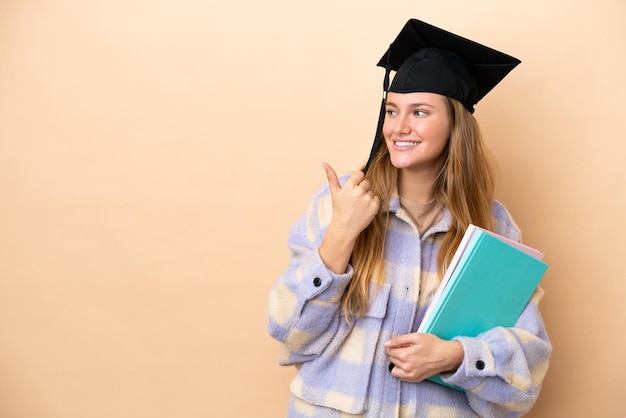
top-left (341, 97), bottom-right (496, 320)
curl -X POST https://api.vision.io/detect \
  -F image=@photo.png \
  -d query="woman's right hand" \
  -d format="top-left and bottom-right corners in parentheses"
top-left (318, 163), bottom-right (380, 274)
top-left (322, 162), bottom-right (380, 238)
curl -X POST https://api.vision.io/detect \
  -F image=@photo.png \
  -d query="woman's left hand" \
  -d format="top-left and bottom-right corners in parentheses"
top-left (384, 333), bottom-right (464, 383)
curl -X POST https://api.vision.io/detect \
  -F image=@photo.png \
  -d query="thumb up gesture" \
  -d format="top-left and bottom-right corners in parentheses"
top-left (322, 162), bottom-right (380, 238)
top-left (319, 163), bottom-right (380, 274)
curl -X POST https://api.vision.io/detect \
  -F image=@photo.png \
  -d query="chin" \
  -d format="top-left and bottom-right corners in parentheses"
top-left (389, 157), bottom-right (417, 170)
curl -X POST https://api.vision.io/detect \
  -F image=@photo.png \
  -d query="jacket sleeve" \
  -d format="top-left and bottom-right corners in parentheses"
top-left (442, 289), bottom-right (552, 416)
top-left (441, 200), bottom-right (552, 416)
top-left (267, 183), bottom-right (353, 364)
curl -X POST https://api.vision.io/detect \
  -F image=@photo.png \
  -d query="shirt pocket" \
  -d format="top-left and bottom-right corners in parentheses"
top-left (290, 282), bottom-right (391, 414)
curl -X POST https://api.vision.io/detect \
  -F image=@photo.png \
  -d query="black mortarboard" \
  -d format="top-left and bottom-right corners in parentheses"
top-left (363, 19), bottom-right (521, 173)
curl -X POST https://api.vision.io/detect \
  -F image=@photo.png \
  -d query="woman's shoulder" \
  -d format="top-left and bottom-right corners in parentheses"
top-left (491, 200), bottom-right (522, 242)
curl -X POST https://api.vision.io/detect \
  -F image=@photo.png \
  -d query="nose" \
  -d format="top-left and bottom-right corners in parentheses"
top-left (394, 115), bottom-right (411, 135)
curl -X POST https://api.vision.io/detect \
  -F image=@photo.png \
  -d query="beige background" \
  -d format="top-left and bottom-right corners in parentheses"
top-left (0, 1), bottom-right (624, 417)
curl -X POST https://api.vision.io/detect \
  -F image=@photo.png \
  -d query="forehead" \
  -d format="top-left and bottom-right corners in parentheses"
top-left (385, 91), bottom-right (448, 107)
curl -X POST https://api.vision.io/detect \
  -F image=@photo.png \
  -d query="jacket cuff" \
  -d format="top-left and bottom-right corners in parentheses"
top-left (441, 336), bottom-right (496, 389)
top-left (299, 249), bottom-right (353, 302)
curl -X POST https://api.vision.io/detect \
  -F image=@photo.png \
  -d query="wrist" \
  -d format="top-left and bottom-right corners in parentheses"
top-left (319, 226), bottom-right (357, 274)
top-left (443, 340), bottom-right (464, 373)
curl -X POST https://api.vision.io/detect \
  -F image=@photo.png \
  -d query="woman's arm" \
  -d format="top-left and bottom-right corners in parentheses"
top-left (443, 290), bottom-right (552, 416)
top-left (384, 290), bottom-right (550, 416)
top-left (319, 163), bottom-right (380, 274)
top-left (267, 165), bottom-right (379, 361)
top-left (441, 201), bottom-right (552, 415)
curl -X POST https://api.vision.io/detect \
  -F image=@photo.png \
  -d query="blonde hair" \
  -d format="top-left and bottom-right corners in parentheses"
top-left (341, 98), bottom-right (496, 320)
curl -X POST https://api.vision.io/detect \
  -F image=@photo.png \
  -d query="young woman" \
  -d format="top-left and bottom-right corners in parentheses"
top-left (267, 19), bottom-right (551, 417)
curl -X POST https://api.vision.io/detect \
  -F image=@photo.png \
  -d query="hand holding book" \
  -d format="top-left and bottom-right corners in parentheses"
top-left (418, 225), bottom-right (548, 390)
top-left (384, 333), bottom-right (464, 383)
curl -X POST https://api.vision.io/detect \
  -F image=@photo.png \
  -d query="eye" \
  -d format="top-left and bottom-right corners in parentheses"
top-left (385, 109), bottom-right (398, 117)
top-left (414, 109), bottom-right (428, 117)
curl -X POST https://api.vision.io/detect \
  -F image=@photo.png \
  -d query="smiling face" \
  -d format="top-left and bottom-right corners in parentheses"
top-left (382, 92), bottom-right (452, 174)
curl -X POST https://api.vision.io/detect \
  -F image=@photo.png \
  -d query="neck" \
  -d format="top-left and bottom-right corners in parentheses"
top-left (398, 169), bottom-right (444, 234)
top-left (398, 169), bottom-right (437, 204)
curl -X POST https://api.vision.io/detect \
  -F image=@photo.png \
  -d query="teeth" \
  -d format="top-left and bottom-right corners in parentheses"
top-left (395, 141), bottom-right (419, 147)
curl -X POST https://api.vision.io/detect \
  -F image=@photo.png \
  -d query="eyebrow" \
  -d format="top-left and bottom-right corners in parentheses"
top-left (385, 101), bottom-right (436, 108)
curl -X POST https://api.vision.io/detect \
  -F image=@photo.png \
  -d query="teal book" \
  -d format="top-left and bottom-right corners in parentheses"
top-left (418, 225), bottom-right (548, 391)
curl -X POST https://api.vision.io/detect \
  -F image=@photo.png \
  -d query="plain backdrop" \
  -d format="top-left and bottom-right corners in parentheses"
top-left (1, 1), bottom-right (625, 417)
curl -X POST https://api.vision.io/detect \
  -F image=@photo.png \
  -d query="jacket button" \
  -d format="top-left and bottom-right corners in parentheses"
top-left (313, 277), bottom-right (322, 287)
top-left (476, 360), bottom-right (485, 370)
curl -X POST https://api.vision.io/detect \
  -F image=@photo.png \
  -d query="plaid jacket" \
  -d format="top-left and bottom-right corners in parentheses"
top-left (267, 177), bottom-right (551, 417)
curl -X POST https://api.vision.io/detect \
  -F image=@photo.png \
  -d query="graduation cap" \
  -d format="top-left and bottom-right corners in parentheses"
top-left (363, 19), bottom-right (521, 173)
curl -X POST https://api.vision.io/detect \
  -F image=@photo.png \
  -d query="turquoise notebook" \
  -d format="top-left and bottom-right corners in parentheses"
top-left (418, 225), bottom-right (548, 391)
